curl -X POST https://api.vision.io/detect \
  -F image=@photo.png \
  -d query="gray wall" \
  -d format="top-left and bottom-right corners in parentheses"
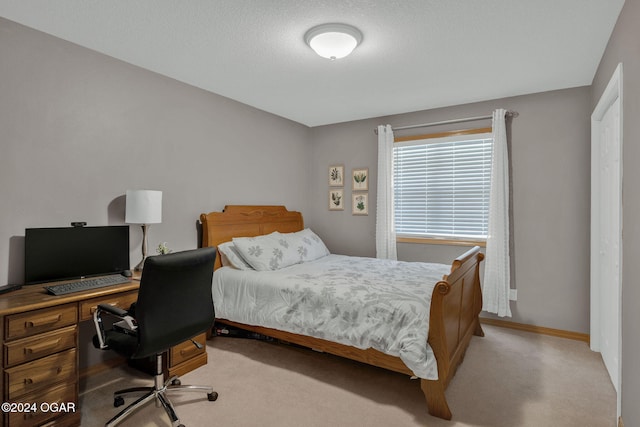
top-left (591, 0), bottom-right (640, 425)
top-left (309, 87), bottom-right (592, 334)
top-left (0, 18), bottom-right (312, 286)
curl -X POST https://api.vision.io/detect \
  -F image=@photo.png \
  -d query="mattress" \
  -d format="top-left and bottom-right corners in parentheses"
top-left (212, 254), bottom-right (450, 379)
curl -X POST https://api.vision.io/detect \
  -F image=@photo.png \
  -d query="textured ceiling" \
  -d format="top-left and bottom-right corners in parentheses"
top-left (0, 0), bottom-right (626, 127)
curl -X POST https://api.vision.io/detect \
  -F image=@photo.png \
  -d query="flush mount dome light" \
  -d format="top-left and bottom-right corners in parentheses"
top-left (304, 23), bottom-right (363, 60)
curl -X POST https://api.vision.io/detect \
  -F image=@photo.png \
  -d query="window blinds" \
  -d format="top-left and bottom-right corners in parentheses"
top-left (393, 135), bottom-right (492, 239)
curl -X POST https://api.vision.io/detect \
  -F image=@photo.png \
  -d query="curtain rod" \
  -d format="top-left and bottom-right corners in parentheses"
top-left (374, 110), bottom-right (519, 134)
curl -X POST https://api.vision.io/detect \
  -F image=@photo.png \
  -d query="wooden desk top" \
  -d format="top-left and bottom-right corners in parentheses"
top-left (0, 279), bottom-right (141, 316)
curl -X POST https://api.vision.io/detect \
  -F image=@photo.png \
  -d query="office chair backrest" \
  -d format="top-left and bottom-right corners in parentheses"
top-left (132, 247), bottom-right (217, 359)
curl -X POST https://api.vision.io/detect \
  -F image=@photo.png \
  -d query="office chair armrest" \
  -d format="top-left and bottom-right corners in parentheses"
top-left (92, 304), bottom-right (138, 350)
top-left (97, 303), bottom-right (129, 317)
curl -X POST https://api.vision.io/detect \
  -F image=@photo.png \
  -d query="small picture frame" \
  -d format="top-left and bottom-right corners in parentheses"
top-left (329, 165), bottom-right (344, 187)
top-left (329, 189), bottom-right (344, 210)
top-left (352, 193), bottom-right (369, 215)
top-left (352, 168), bottom-right (369, 191)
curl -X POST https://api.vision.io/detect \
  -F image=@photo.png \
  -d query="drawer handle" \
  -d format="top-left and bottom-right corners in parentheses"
top-left (24, 367), bottom-right (63, 385)
top-left (179, 345), bottom-right (201, 357)
top-left (25, 338), bottom-right (62, 354)
top-left (25, 314), bottom-right (62, 328)
top-left (22, 412), bottom-right (36, 421)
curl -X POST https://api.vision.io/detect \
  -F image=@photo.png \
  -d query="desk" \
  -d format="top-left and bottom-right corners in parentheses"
top-left (0, 279), bottom-right (208, 427)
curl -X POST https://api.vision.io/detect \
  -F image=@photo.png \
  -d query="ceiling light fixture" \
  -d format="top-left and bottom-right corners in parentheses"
top-left (304, 23), bottom-right (363, 60)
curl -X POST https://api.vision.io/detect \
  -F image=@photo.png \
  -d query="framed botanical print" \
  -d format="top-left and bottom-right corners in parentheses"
top-left (329, 189), bottom-right (344, 210)
top-left (328, 165), bottom-right (344, 187)
top-left (352, 168), bottom-right (369, 191)
top-left (352, 192), bottom-right (368, 215)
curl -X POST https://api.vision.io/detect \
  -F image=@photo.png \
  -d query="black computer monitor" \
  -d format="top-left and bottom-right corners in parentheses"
top-left (24, 226), bottom-right (130, 285)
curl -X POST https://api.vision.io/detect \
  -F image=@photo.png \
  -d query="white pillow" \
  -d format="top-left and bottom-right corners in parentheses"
top-left (217, 241), bottom-right (253, 270)
top-left (286, 228), bottom-right (330, 262)
top-left (232, 232), bottom-right (301, 271)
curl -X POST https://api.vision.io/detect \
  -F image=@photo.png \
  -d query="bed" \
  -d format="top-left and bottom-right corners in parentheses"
top-left (200, 205), bottom-right (485, 420)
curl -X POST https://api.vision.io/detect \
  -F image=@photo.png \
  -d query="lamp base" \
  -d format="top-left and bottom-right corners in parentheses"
top-left (133, 256), bottom-right (147, 272)
top-left (134, 224), bottom-right (150, 272)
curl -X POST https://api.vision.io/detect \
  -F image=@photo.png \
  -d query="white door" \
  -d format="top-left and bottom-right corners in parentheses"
top-left (590, 63), bottom-right (622, 418)
top-left (597, 97), bottom-right (621, 391)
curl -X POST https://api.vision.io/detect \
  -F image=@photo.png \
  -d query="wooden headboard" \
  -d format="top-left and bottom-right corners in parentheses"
top-left (199, 205), bottom-right (304, 269)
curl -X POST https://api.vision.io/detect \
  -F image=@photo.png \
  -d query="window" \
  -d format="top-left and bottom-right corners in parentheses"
top-left (393, 129), bottom-right (493, 242)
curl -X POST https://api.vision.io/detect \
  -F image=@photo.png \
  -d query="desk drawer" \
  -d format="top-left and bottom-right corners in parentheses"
top-left (170, 333), bottom-right (207, 367)
top-left (4, 326), bottom-right (77, 368)
top-left (7, 380), bottom-right (76, 427)
top-left (80, 291), bottom-right (138, 321)
top-left (5, 349), bottom-right (76, 399)
top-left (5, 305), bottom-right (77, 340)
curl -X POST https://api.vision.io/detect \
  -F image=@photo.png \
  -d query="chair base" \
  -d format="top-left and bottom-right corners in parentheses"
top-left (106, 372), bottom-right (218, 427)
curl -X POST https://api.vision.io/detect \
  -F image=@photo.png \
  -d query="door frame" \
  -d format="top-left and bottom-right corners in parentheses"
top-left (590, 62), bottom-right (623, 418)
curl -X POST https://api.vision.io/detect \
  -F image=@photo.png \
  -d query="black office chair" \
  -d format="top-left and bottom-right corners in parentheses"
top-left (93, 247), bottom-right (218, 427)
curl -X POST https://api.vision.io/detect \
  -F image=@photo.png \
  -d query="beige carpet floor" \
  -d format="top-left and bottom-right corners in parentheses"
top-left (79, 325), bottom-right (616, 426)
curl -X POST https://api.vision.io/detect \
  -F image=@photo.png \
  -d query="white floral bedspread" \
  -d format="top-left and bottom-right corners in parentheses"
top-left (212, 254), bottom-right (450, 380)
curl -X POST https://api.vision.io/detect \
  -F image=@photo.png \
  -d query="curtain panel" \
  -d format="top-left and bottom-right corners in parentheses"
top-left (375, 124), bottom-right (397, 260)
top-left (482, 109), bottom-right (512, 317)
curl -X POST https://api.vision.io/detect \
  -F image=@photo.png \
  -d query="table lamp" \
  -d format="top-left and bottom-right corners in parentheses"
top-left (125, 190), bottom-right (162, 271)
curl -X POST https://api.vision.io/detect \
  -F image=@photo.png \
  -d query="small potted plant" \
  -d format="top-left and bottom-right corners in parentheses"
top-left (156, 242), bottom-right (172, 255)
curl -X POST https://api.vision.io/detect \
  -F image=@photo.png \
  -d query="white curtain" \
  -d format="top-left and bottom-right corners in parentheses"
top-left (483, 109), bottom-right (512, 317)
top-left (376, 124), bottom-right (397, 260)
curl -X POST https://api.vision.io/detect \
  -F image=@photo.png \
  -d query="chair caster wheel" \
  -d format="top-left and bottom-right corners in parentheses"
top-left (171, 378), bottom-right (181, 386)
top-left (114, 396), bottom-right (125, 407)
top-left (208, 391), bottom-right (218, 401)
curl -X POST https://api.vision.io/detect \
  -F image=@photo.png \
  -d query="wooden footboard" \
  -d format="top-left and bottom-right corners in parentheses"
top-left (421, 245), bottom-right (484, 419)
top-left (200, 206), bottom-right (484, 420)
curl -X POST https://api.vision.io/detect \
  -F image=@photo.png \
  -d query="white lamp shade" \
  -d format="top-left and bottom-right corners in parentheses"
top-left (305, 23), bottom-right (363, 60)
top-left (125, 190), bottom-right (162, 224)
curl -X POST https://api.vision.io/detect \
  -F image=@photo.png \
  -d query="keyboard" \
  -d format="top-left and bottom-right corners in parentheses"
top-left (45, 274), bottom-right (131, 296)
